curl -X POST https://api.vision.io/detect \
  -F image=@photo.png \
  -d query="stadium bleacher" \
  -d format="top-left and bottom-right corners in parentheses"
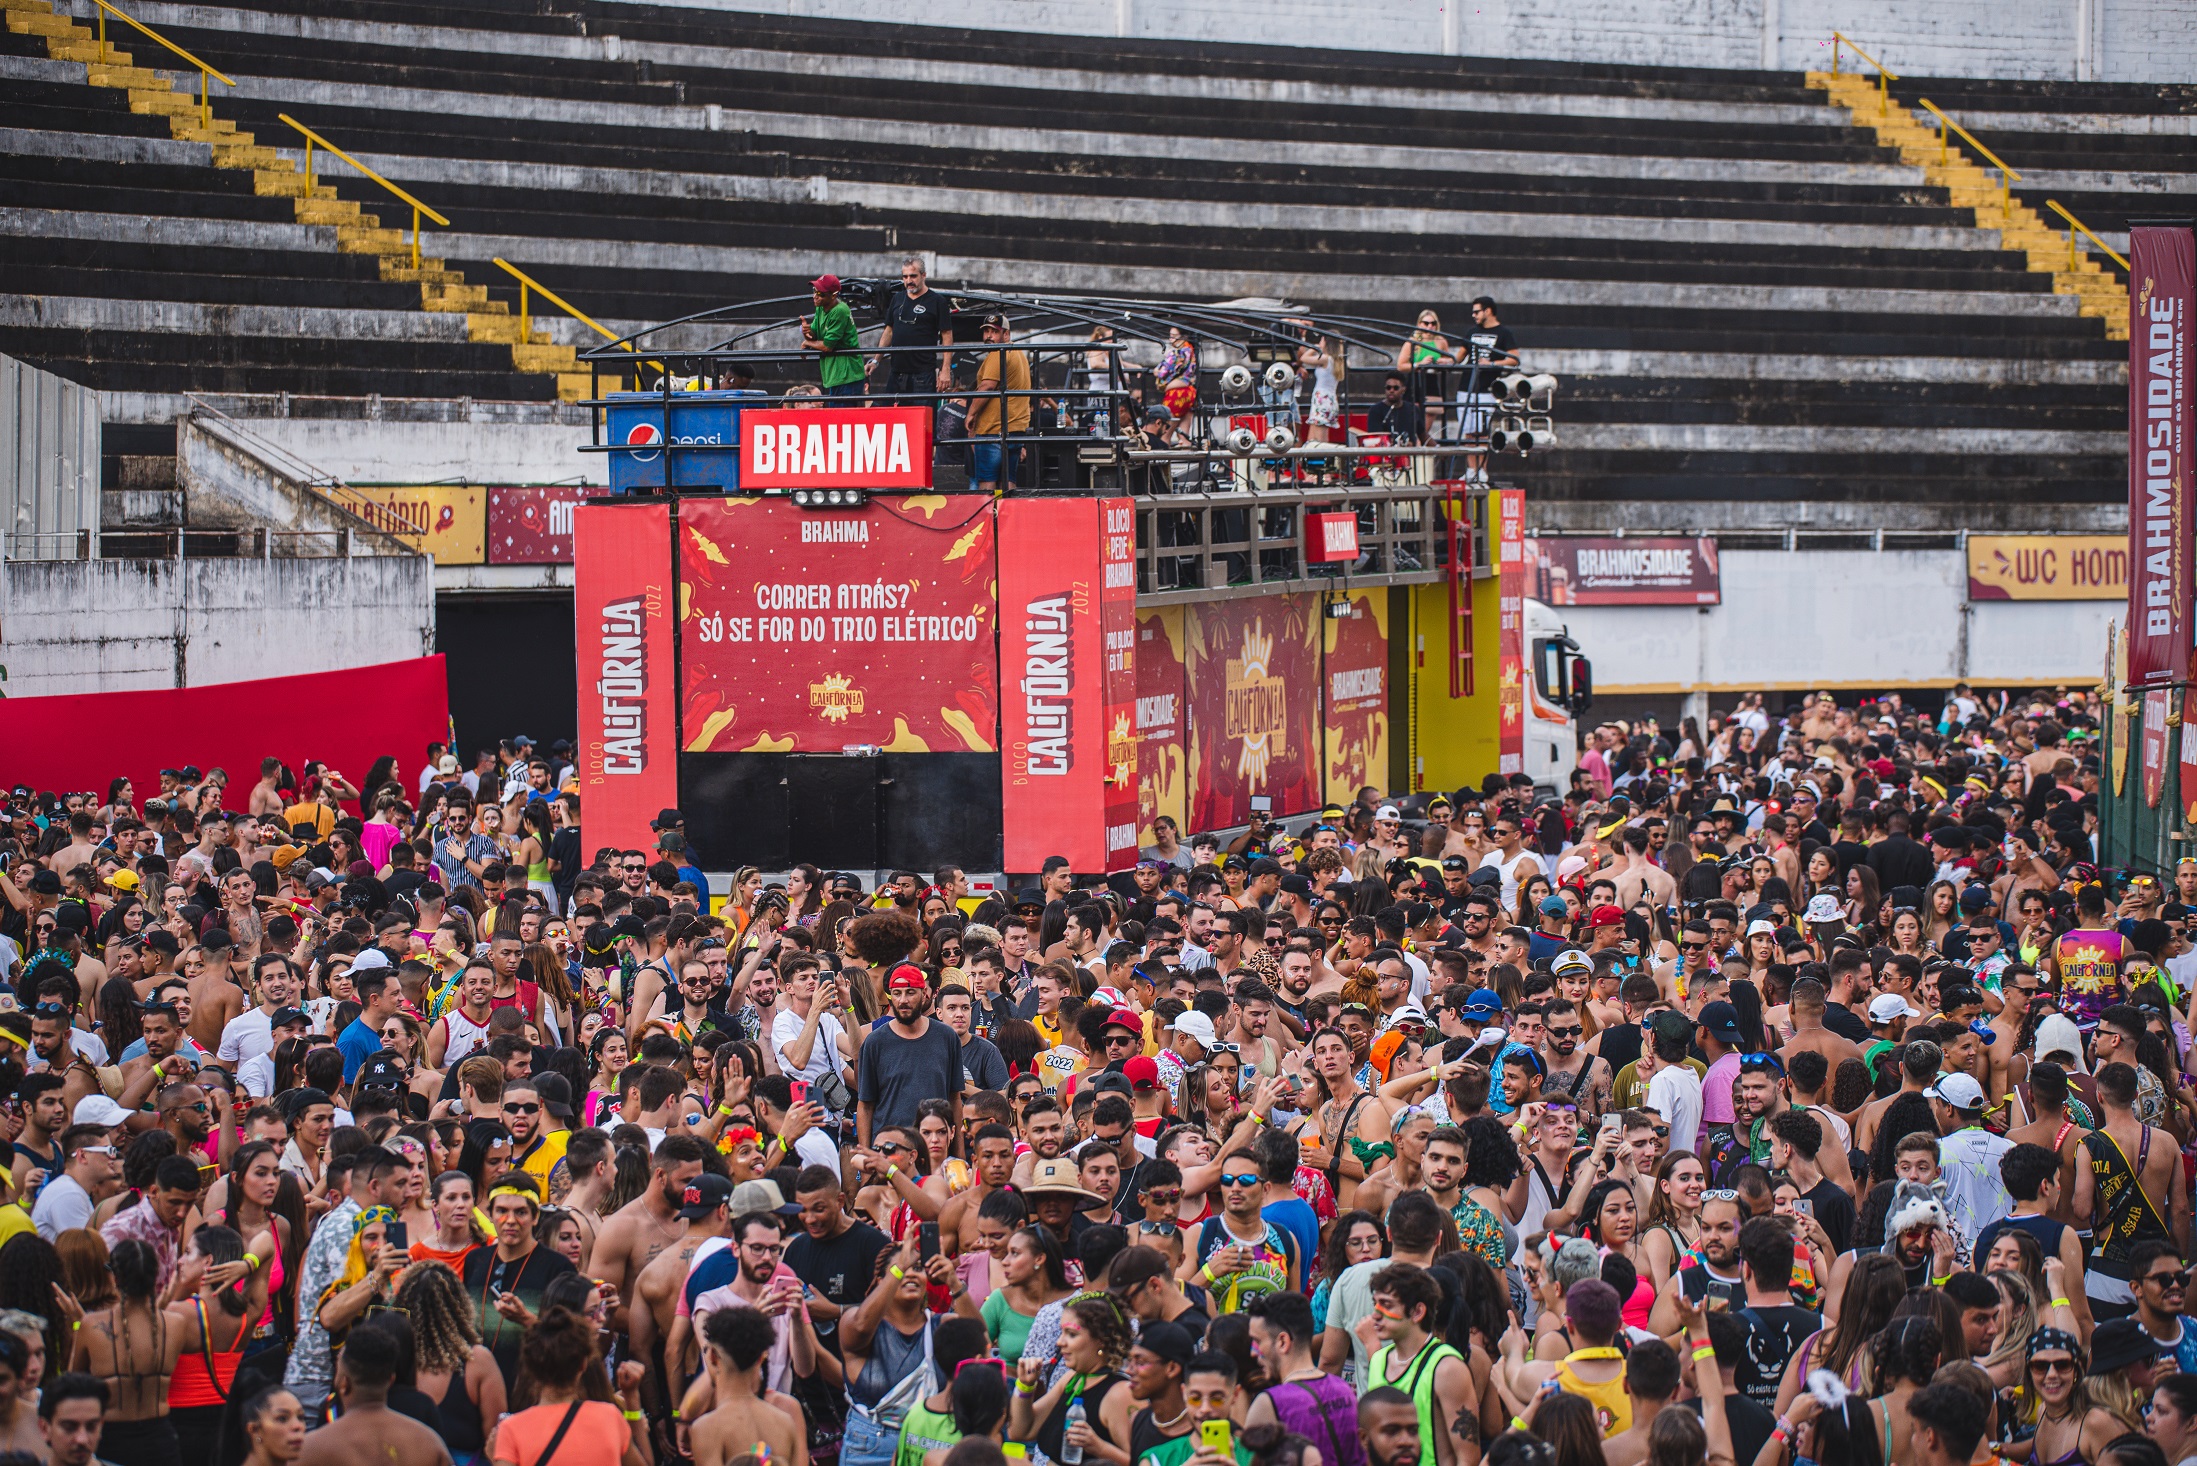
top-left (3, 0), bottom-right (2187, 530)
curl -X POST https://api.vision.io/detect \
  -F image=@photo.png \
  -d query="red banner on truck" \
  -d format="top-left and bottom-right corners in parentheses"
top-left (574, 501), bottom-right (678, 855)
top-left (2128, 223), bottom-right (2194, 687)
top-left (678, 496), bottom-right (997, 753)
top-left (739, 407), bottom-right (934, 489)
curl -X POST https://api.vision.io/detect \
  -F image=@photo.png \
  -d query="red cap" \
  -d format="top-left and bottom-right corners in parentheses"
top-left (1123, 1055), bottom-right (1161, 1091)
top-left (1099, 1007), bottom-right (1143, 1034)
top-left (810, 273), bottom-right (842, 294)
top-left (886, 963), bottom-right (929, 991)
top-left (1588, 904), bottom-right (1626, 928)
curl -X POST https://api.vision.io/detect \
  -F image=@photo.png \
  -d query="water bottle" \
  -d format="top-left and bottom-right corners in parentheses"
top-left (1060, 1396), bottom-right (1087, 1465)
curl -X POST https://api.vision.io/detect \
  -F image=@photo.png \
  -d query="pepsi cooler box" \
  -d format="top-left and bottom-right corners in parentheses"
top-left (605, 390), bottom-right (764, 493)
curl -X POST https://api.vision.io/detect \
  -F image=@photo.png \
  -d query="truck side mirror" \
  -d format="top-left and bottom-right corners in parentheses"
top-left (1570, 658), bottom-right (1592, 715)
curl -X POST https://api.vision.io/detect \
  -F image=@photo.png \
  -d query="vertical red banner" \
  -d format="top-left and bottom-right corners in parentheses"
top-left (2144, 688), bottom-right (2171, 808)
top-left (2129, 223), bottom-right (2194, 687)
top-left (998, 498), bottom-right (1133, 875)
top-left (1186, 596), bottom-right (1322, 831)
top-left (1496, 489), bottom-right (1527, 776)
top-left (574, 501), bottom-right (678, 855)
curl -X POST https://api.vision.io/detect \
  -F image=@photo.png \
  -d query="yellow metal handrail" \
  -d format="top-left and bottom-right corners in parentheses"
top-left (86, 0), bottom-right (231, 131)
top-left (491, 258), bottom-right (660, 373)
top-left (2046, 199), bottom-right (2131, 273)
top-left (1829, 31), bottom-right (1898, 117)
top-left (1916, 98), bottom-right (2022, 216)
top-left (492, 257), bottom-right (620, 344)
top-left (277, 113), bottom-right (449, 267)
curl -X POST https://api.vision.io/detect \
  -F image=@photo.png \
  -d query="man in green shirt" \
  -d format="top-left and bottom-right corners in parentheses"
top-left (1137, 1352), bottom-right (1252, 1466)
top-left (803, 273), bottom-right (864, 399)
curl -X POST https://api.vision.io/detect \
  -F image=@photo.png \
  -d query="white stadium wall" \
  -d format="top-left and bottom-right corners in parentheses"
top-left (618, 0), bottom-right (2197, 83)
top-left (1551, 549), bottom-right (2116, 695)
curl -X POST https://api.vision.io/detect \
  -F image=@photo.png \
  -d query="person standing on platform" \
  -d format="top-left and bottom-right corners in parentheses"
top-left (803, 273), bottom-right (864, 401)
top-left (873, 257), bottom-right (953, 403)
top-left (966, 315), bottom-right (1030, 492)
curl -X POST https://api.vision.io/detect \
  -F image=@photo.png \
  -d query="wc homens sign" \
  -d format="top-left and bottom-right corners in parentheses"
top-left (741, 406), bottom-right (934, 489)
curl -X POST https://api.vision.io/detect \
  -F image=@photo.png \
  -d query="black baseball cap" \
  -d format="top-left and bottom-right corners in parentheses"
top-left (678, 1173), bottom-right (735, 1220)
top-left (355, 1051), bottom-right (407, 1090)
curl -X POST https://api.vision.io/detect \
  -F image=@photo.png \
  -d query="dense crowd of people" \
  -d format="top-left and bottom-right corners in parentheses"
top-left (0, 685), bottom-right (2186, 1466)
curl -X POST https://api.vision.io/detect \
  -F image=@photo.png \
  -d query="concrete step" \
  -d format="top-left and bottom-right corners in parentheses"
top-left (379, 259), bottom-right (465, 284)
top-left (0, 0), bottom-right (56, 13)
top-left (253, 169), bottom-right (324, 197)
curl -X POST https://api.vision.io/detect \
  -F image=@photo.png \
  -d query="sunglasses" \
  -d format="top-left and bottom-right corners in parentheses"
top-left (876, 1142), bottom-right (911, 1156)
top-left (1218, 1172), bottom-right (1261, 1188)
top-left (1680, 941), bottom-right (1710, 952)
top-left (1547, 1025), bottom-right (1582, 1039)
top-left (2143, 1268), bottom-right (2193, 1288)
top-left (1142, 1189), bottom-right (1183, 1205)
top-left (2029, 1358), bottom-right (2076, 1376)
top-left (504, 1102), bottom-right (539, 1115)
top-left (1701, 1188), bottom-right (1739, 1201)
top-left (1134, 1220), bottom-right (1180, 1236)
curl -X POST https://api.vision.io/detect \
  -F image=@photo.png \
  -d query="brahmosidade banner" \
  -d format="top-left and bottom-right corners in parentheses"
top-left (1525, 534), bottom-right (1720, 605)
top-left (2128, 223), bottom-right (2193, 686)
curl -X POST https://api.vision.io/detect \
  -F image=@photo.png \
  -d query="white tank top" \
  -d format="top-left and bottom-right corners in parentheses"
top-left (439, 1007), bottom-right (492, 1067)
top-left (1481, 848), bottom-right (1530, 909)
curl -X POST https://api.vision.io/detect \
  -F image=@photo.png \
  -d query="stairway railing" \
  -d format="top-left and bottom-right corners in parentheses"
top-left (1914, 98), bottom-right (2022, 217)
top-left (492, 258), bottom-right (660, 374)
top-left (84, 0), bottom-right (230, 130)
top-left (1827, 32), bottom-right (1898, 118)
top-left (2046, 200), bottom-right (2131, 272)
top-left (277, 113), bottom-right (450, 267)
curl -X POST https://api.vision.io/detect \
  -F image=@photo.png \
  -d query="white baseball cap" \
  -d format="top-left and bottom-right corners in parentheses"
top-left (1925, 1072), bottom-right (1987, 1111)
top-left (73, 1095), bottom-right (134, 1128)
top-left (1375, 805), bottom-right (1402, 822)
top-left (1745, 919), bottom-right (1778, 938)
top-left (1868, 993), bottom-right (1924, 1023)
top-left (1172, 1012), bottom-right (1218, 1049)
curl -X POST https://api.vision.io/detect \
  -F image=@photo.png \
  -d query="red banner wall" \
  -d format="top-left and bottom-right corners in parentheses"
top-left (679, 497), bottom-right (997, 753)
top-left (0, 658), bottom-right (447, 811)
top-left (488, 486), bottom-right (588, 564)
top-left (997, 498), bottom-right (1136, 874)
top-left (1187, 595), bottom-right (1321, 832)
top-left (1136, 605), bottom-right (1187, 842)
top-left (574, 501), bottom-right (678, 855)
top-left (2130, 224), bottom-right (2194, 687)
top-left (1324, 588), bottom-right (1390, 805)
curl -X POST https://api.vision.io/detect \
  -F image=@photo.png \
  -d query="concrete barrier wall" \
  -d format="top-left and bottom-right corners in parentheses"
top-left (1553, 548), bottom-right (2115, 694)
top-left (609, 0), bottom-right (2197, 83)
top-left (0, 556), bottom-right (435, 697)
top-left (233, 418), bottom-right (608, 488)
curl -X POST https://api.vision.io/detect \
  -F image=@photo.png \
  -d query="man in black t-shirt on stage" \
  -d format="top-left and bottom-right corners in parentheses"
top-left (1456, 295), bottom-right (1520, 479)
top-left (872, 257), bottom-right (954, 401)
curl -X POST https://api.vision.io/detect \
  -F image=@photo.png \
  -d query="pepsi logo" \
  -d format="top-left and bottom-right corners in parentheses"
top-left (626, 421), bottom-right (662, 463)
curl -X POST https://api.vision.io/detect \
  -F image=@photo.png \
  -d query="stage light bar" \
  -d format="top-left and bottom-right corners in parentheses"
top-left (787, 488), bottom-right (869, 509)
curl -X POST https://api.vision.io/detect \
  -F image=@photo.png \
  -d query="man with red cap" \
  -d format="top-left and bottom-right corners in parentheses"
top-left (801, 273), bottom-right (864, 400)
top-left (855, 963), bottom-right (961, 1147)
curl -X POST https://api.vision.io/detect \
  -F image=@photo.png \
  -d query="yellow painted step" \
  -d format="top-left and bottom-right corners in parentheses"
top-left (211, 144), bottom-right (278, 168)
top-left (336, 226), bottom-right (405, 253)
top-left (423, 284), bottom-right (491, 312)
top-left (513, 343), bottom-right (579, 372)
top-left (297, 199), bottom-right (366, 224)
top-left (254, 170), bottom-right (323, 197)
top-left (87, 64), bottom-right (166, 87)
top-left (10, 11), bottom-right (82, 35)
top-left (466, 314), bottom-right (529, 343)
top-left (128, 87), bottom-right (196, 115)
top-left (555, 373), bottom-right (597, 402)
top-left (380, 260), bottom-right (463, 284)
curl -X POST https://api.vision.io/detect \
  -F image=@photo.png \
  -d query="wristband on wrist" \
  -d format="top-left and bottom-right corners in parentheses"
top-left (671, 1408), bottom-right (682, 1421)
top-left (887, 1164), bottom-right (900, 1181)
top-left (1775, 1418), bottom-right (1793, 1437)
top-left (1692, 1346), bottom-right (1717, 1361)
top-left (889, 1266), bottom-right (905, 1280)
top-left (1198, 1264), bottom-right (1214, 1284)
top-left (1510, 1418), bottom-right (1527, 1432)
top-left (2049, 1296), bottom-right (2071, 1308)
top-left (1931, 1274), bottom-right (1952, 1286)
top-left (244, 1254), bottom-right (261, 1270)
top-left (623, 1410), bottom-right (643, 1422)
